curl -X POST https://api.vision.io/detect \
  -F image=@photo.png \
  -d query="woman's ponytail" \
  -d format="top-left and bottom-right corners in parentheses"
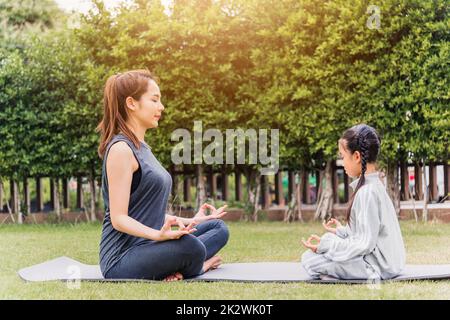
top-left (96, 70), bottom-right (156, 159)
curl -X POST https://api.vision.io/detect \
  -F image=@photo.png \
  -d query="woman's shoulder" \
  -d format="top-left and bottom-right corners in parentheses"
top-left (106, 133), bottom-right (139, 151)
top-left (105, 134), bottom-right (140, 160)
top-left (106, 141), bottom-right (139, 172)
top-left (107, 141), bottom-right (134, 161)
top-left (109, 140), bottom-right (133, 154)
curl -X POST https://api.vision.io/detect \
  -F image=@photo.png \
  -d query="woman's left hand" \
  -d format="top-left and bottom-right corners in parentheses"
top-left (301, 234), bottom-right (321, 253)
top-left (193, 203), bottom-right (228, 224)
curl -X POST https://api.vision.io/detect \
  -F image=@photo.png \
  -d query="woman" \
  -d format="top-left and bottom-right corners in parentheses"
top-left (97, 69), bottom-right (230, 281)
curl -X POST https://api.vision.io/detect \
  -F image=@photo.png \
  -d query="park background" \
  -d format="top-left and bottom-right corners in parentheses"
top-left (0, 0), bottom-right (449, 300)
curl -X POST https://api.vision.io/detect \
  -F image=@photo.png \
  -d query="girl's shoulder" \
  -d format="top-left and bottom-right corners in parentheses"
top-left (353, 182), bottom-right (381, 206)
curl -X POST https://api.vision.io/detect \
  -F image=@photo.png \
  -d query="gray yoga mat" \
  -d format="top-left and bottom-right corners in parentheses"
top-left (17, 256), bottom-right (450, 284)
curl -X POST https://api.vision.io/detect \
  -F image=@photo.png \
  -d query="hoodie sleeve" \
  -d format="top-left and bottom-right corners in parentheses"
top-left (316, 186), bottom-right (381, 262)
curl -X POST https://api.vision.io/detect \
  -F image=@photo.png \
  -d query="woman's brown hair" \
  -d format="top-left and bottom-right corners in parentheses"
top-left (96, 69), bottom-right (157, 159)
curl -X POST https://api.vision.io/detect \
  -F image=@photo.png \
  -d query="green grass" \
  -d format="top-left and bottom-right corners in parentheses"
top-left (1, 221), bottom-right (450, 299)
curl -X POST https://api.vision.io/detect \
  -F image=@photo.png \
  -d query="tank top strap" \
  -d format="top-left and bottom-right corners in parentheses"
top-left (104, 133), bottom-right (144, 165)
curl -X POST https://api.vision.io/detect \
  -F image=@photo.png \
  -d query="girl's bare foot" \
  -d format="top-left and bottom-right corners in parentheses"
top-left (203, 255), bottom-right (222, 273)
top-left (164, 272), bottom-right (183, 282)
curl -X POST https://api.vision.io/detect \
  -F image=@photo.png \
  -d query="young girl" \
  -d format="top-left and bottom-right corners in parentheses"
top-left (97, 70), bottom-right (229, 281)
top-left (301, 124), bottom-right (406, 280)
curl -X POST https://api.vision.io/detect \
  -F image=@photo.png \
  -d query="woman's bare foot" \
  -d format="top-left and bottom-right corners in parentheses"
top-left (203, 255), bottom-right (222, 273)
top-left (164, 272), bottom-right (183, 282)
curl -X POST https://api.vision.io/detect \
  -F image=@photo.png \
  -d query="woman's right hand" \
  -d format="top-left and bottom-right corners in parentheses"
top-left (322, 218), bottom-right (342, 234)
top-left (193, 203), bottom-right (228, 224)
top-left (156, 216), bottom-right (197, 241)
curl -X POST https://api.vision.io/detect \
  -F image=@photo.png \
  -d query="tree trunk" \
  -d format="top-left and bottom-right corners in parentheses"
top-left (285, 171), bottom-right (295, 222)
top-left (76, 176), bottom-right (83, 209)
top-left (314, 161), bottom-right (334, 221)
top-left (62, 178), bottom-right (69, 209)
top-left (96, 178), bottom-right (102, 215)
top-left (10, 178), bottom-right (17, 214)
top-left (332, 162), bottom-right (339, 203)
top-left (386, 161), bottom-right (401, 216)
top-left (428, 163), bottom-right (438, 202)
top-left (343, 171), bottom-right (350, 202)
top-left (221, 167), bottom-right (229, 201)
top-left (50, 178), bottom-right (55, 210)
top-left (195, 164), bottom-right (206, 210)
top-left (5, 183), bottom-right (15, 223)
top-left (408, 182), bottom-right (418, 223)
top-left (444, 162), bottom-right (449, 200)
top-left (23, 177), bottom-right (30, 215)
top-left (260, 175), bottom-right (270, 209)
top-left (284, 171), bottom-right (303, 223)
top-left (0, 179), bottom-right (3, 212)
top-left (284, 189), bottom-right (296, 222)
top-left (170, 166), bottom-right (179, 202)
top-left (422, 159), bottom-right (428, 222)
top-left (36, 177), bottom-right (43, 212)
top-left (89, 173), bottom-right (97, 222)
top-left (245, 168), bottom-right (261, 222)
top-left (315, 170), bottom-right (322, 204)
top-left (11, 180), bottom-right (22, 224)
top-left (252, 177), bottom-right (261, 222)
top-left (207, 169), bottom-right (214, 199)
top-left (414, 163), bottom-right (423, 200)
top-left (183, 176), bottom-right (191, 203)
top-left (235, 171), bottom-right (242, 202)
top-left (301, 170), bottom-right (310, 204)
top-left (275, 172), bottom-right (285, 206)
top-left (52, 178), bottom-right (61, 220)
top-left (400, 161), bottom-right (410, 201)
top-left (296, 172), bottom-right (304, 222)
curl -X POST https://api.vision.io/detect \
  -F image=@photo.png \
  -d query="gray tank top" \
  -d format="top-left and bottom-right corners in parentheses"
top-left (99, 133), bottom-right (172, 276)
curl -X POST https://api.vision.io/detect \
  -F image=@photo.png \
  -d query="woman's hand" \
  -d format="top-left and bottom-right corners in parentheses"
top-left (156, 216), bottom-right (197, 241)
top-left (322, 218), bottom-right (342, 234)
top-left (193, 203), bottom-right (228, 224)
top-left (301, 234), bottom-right (321, 253)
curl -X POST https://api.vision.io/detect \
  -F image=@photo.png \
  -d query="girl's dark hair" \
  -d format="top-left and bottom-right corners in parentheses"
top-left (339, 124), bottom-right (381, 223)
top-left (96, 69), bottom-right (157, 159)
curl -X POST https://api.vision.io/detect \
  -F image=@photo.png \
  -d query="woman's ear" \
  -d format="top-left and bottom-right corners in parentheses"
top-left (125, 96), bottom-right (137, 111)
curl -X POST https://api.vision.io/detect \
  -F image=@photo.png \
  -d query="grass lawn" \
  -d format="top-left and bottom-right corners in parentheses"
top-left (1, 220), bottom-right (450, 299)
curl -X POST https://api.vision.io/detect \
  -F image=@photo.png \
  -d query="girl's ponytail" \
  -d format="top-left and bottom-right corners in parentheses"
top-left (340, 124), bottom-right (380, 223)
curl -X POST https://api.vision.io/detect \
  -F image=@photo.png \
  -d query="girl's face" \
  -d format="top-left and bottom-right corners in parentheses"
top-left (338, 139), bottom-right (362, 178)
top-left (128, 79), bottom-right (164, 129)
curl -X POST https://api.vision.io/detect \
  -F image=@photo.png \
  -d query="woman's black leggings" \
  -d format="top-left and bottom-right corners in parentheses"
top-left (104, 219), bottom-right (229, 280)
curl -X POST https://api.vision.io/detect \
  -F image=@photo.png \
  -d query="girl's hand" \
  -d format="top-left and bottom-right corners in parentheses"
top-left (301, 234), bottom-right (321, 253)
top-left (156, 216), bottom-right (197, 241)
top-left (193, 203), bottom-right (228, 224)
top-left (322, 218), bottom-right (342, 234)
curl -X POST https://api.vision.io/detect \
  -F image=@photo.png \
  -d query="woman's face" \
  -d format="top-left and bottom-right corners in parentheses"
top-left (338, 139), bottom-right (362, 178)
top-left (129, 79), bottom-right (165, 129)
